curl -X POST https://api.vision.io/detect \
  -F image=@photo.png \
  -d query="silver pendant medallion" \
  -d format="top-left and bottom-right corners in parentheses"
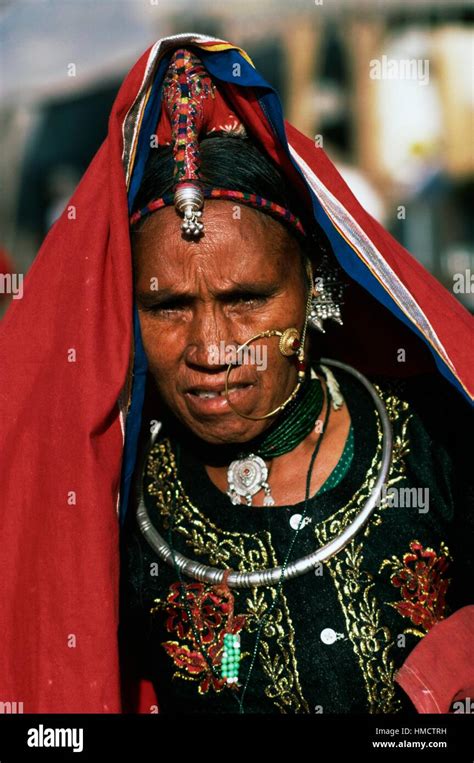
top-left (227, 454), bottom-right (275, 506)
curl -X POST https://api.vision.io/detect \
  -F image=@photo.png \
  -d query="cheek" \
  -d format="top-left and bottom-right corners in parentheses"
top-left (266, 291), bottom-right (308, 345)
top-left (138, 315), bottom-right (183, 373)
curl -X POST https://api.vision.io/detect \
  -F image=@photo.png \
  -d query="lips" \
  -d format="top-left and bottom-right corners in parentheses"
top-left (183, 380), bottom-right (257, 415)
top-left (187, 382), bottom-right (253, 399)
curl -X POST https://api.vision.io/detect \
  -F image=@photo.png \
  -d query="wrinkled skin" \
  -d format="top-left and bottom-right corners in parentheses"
top-left (133, 200), bottom-right (351, 505)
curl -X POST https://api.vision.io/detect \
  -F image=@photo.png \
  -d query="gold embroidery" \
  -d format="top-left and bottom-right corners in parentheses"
top-left (313, 386), bottom-right (414, 713)
top-left (372, 387), bottom-right (410, 423)
top-left (144, 383), bottom-right (416, 713)
top-left (323, 540), bottom-right (400, 713)
top-left (373, 385), bottom-right (413, 474)
top-left (146, 441), bottom-right (310, 713)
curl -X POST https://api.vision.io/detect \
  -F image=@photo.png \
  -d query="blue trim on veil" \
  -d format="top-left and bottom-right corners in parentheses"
top-left (198, 48), bottom-right (467, 405)
top-left (119, 44), bottom-right (469, 527)
top-left (119, 53), bottom-right (172, 527)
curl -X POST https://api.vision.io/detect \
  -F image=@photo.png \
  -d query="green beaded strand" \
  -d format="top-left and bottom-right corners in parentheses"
top-left (220, 632), bottom-right (242, 685)
top-left (251, 377), bottom-right (324, 459)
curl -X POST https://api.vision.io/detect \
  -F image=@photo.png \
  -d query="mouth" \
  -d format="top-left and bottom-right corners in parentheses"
top-left (187, 382), bottom-right (253, 399)
top-left (183, 382), bottom-right (257, 415)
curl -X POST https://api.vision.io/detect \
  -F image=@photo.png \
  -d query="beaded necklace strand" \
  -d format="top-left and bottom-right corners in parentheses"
top-left (165, 368), bottom-right (333, 713)
top-left (248, 375), bottom-right (324, 459)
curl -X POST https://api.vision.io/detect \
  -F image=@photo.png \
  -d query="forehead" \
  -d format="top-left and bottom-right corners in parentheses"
top-left (131, 200), bottom-right (302, 284)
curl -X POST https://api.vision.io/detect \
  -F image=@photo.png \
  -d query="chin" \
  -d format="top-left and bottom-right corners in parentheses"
top-left (186, 419), bottom-right (262, 446)
top-left (183, 411), bottom-right (276, 448)
top-left (157, 385), bottom-right (277, 445)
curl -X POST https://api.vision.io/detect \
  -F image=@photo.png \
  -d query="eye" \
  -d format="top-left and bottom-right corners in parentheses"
top-left (140, 300), bottom-right (187, 315)
top-left (229, 293), bottom-right (268, 308)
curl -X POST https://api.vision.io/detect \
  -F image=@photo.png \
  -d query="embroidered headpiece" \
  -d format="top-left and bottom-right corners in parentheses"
top-left (129, 48), bottom-right (306, 238)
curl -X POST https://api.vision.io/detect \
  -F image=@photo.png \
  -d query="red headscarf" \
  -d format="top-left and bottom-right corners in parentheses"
top-left (0, 33), bottom-right (472, 714)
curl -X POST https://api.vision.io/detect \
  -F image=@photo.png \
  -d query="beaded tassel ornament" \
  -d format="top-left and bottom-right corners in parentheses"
top-left (211, 569), bottom-right (244, 687)
top-left (221, 633), bottom-right (242, 685)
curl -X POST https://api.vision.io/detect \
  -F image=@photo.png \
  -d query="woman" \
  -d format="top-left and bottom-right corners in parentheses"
top-left (0, 33), bottom-right (472, 715)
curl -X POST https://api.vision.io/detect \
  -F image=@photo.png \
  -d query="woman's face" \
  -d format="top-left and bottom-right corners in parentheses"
top-left (133, 200), bottom-right (310, 445)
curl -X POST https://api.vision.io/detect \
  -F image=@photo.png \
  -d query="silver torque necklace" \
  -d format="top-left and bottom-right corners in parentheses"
top-left (136, 358), bottom-right (393, 588)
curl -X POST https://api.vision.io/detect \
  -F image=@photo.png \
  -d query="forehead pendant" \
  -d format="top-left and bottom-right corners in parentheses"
top-left (173, 183), bottom-right (204, 237)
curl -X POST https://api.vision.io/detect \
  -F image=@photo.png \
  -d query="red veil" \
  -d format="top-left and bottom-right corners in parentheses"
top-left (0, 33), bottom-right (472, 713)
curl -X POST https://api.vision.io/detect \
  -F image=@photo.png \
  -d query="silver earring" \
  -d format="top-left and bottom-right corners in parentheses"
top-left (308, 253), bottom-right (346, 333)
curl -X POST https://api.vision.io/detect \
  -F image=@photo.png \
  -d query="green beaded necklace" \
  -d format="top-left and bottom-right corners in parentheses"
top-left (165, 364), bottom-right (333, 713)
top-left (226, 373), bottom-right (324, 506)
top-left (248, 374), bottom-right (324, 459)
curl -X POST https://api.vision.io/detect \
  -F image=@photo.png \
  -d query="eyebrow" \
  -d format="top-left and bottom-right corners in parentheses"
top-left (135, 282), bottom-right (280, 306)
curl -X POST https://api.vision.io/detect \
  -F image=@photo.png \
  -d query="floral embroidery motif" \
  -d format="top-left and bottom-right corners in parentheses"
top-left (146, 441), bottom-right (311, 712)
top-left (144, 384), bottom-right (422, 712)
top-left (380, 541), bottom-right (451, 637)
top-left (151, 581), bottom-right (247, 695)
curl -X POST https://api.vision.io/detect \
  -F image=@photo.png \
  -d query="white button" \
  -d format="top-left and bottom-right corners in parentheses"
top-left (289, 514), bottom-right (311, 530)
top-left (320, 628), bottom-right (337, 645)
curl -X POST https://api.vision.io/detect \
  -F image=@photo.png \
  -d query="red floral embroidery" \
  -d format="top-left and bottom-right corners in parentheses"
top-left (380, 540), bottom-right (451, 633)
top-left (151, 581), bottom-right (247, 694)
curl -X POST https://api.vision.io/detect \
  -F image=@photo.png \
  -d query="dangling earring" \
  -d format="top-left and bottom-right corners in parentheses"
top-left (308, 252), bottom-right (346, 333)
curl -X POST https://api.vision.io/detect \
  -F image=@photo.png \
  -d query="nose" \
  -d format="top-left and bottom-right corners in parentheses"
top-left (184, 303), bottom-right (233, 371)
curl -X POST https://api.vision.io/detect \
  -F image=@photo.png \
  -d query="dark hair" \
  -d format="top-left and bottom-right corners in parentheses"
top-left (133, 131), bottom-right (297, 204)
top-left (129, 133), bottom-right (337, 286)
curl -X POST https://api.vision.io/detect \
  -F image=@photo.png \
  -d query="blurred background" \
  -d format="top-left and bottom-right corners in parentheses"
top-left (0, 0), bottom-right (473, 316)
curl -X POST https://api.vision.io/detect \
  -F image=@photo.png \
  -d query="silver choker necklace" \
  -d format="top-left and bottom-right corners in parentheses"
top-left (136, 358), bottom-right (393, 588)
